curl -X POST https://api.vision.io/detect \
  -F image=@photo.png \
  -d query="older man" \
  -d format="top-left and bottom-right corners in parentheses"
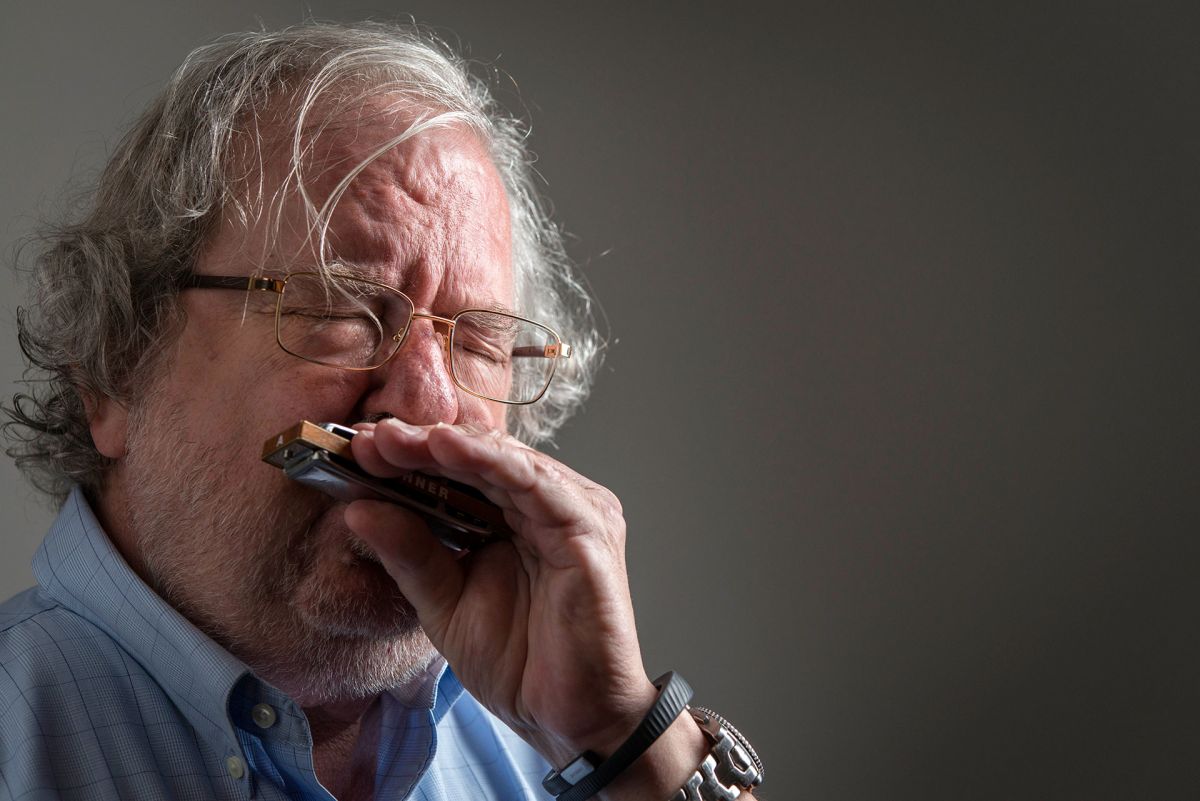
top-left (1, 23), bottom-right (761, 801)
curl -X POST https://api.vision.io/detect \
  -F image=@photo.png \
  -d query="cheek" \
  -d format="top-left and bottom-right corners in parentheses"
top-left (185, 348), bottom-right (374, 453)
top-left (492, 399), bottom-right (508, 431)
top-left (459, 395), bottom-right (507, 432)
top-left (252, 350), bottom-right (375, 423)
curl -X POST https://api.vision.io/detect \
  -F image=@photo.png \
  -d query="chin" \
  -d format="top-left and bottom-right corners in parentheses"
top-left (290, 548), bottom-right (423, 639)
top-left (264, 556), bottom-right (438, 704)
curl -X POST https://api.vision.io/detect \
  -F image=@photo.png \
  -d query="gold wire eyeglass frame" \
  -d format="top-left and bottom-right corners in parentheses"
top-left (182, 271), bottom-right (572, 406)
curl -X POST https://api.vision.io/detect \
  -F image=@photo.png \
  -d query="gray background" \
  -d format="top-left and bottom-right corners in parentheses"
top-left (2, 1), bottom-right (1197, 799)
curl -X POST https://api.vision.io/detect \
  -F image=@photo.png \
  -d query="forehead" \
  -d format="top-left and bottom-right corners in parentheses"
top-left (203, 98), bottom-right (513, 305)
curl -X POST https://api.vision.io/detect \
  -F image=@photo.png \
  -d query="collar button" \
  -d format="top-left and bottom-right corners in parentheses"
top-left (251, 703), bottom-right (278, 729)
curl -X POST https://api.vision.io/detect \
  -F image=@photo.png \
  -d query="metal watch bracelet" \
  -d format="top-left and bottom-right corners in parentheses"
top-left (671, 706), bottom-right (764, 801)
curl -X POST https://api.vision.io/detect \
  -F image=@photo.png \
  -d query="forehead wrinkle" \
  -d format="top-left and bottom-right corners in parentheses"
top-left (317, 129), bottom-right (471, 296)
top-left (324, 170), bottom-right (425, 269)
top-left (216, 103), bottom-right (513, 312)
top-left (325, 129), bottom-right (510, 308)
top-left (404, 132), bottom-right (513, 308)
top-left (304, 125), bottom-right (414, 253)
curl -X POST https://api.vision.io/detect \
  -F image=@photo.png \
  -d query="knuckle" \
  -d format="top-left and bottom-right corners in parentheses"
top-left (527, 449), bottom-right (556, 483)
top-left (572, 486), bottom-right (626, 546)
top-left (579, 478), bottom-right (622, 518)
top-left (595, 486), bottom-right (623, 519)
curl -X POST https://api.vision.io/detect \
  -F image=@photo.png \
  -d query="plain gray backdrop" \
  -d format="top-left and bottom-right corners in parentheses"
top-left (2, 2), bottom-right (1197, 799)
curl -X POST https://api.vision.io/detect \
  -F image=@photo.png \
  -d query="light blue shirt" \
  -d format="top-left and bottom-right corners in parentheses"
top-left (0, 488), bottom-right (554, 800)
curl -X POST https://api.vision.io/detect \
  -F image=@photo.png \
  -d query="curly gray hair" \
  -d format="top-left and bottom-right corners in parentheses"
top-left (3, 21), bottom-right (602, 504)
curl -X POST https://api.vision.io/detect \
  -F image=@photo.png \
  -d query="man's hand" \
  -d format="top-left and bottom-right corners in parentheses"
top-left (343, 418), bottom-right (662, 767)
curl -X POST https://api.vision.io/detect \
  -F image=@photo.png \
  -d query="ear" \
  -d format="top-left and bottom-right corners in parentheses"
top-left (84, 393), bottom-right (130, 460)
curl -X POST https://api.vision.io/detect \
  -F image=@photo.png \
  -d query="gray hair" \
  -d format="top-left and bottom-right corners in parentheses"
top-left (4, 21), bottom-right (602, 504)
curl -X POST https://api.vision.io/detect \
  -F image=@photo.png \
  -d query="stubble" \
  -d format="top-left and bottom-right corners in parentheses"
top-left (122, 396), bottom-right (438, 705)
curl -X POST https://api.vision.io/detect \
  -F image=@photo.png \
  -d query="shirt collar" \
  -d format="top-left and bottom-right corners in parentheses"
top-left (372, 654), bottom-right (466, 724)
top-left (33, 487), bottom-right (250, 760)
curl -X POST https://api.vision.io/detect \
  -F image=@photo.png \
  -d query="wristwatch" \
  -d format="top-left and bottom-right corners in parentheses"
top-left (672, 706), bottom-right (764, 801)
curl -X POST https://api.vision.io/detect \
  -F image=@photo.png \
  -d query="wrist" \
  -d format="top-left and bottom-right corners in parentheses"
top-left (596, 706), bottom-right (709, 801)
top-left (525, 679), bottom-right (658, 769)
top-left (545, 672), bottom-right (693, 801)
top-left (536, 674), bottom-right (765, 801)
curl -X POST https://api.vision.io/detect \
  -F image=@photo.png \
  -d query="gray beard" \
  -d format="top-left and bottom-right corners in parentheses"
top-left (122, 399), bottom-right (438, 706)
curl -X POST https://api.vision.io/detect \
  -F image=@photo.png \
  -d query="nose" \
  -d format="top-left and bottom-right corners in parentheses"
top-left (361, 316), bottom-right (459, 425)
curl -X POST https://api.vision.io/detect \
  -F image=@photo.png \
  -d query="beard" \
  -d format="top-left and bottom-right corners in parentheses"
top-left (122, 397), bottom-right (438, 706)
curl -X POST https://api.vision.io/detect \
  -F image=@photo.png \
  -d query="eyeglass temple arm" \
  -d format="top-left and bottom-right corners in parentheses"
top-left (182, 274), bottom-right (285, 293)
top-left (510, 343), bottom-right (572, 359)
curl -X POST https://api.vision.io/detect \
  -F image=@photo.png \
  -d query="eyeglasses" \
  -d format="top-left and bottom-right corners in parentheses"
top-left (182, 271), bottom-right (572, 405)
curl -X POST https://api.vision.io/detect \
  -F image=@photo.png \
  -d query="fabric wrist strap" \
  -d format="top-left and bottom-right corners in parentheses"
top-left (555, 671), bottom-right (694, 801)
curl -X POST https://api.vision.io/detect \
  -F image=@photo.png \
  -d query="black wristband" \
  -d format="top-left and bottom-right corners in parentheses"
top-left (550, 671), bottom-right (694, 801)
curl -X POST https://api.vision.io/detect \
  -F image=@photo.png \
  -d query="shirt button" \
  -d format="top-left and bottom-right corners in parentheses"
top-left (251, 703), bottom-right (278, 729)
top-left (226, 755), bottom-right (246, 780)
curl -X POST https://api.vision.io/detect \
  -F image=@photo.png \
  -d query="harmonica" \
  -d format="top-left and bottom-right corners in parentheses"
top-left (261, 420), bottom-right (513, 550)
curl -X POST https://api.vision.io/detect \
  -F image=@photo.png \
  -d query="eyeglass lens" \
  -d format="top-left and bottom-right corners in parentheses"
top-left (275, 272), bottom-right (560, 403)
